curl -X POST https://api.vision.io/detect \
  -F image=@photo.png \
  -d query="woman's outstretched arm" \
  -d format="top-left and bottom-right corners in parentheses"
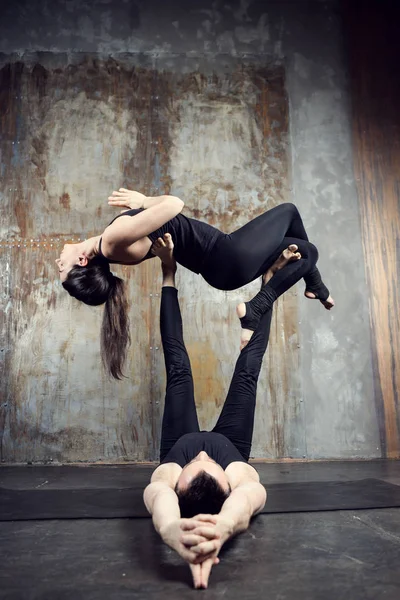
top-left (108, 188), bottom-right (177, 211)
top-left (102, 191), bottom-right (184, 251)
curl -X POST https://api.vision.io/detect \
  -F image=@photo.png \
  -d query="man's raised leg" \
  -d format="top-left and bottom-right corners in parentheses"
top-left (212, 306), bottom-right (272, 461)
top-left (211, 250), bottom-right (295, 459)
top-left (155, 234), bottom-right (200, 462)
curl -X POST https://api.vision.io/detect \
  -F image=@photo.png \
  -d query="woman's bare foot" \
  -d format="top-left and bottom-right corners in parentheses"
top-left (236, 245), bottom-right (301, 350)
top-left (152, 233), bottom-right (177, 286)
top-left (304, 290), bottom-right (335, 310)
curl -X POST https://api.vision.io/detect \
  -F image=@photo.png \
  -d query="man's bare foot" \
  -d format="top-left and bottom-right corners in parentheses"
top-left (236, 245), bottom-right (301, 350)
top-left (263, 244), bottom-right (301, 285)
top-left (152, 233), bottom-right (176, 270)
top-left (304, 290), bottom-right (335, 310)
top-left (152, 233), bottom-right (177, 286)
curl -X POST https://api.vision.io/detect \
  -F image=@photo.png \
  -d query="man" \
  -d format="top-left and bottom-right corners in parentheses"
top-left (144, 233), bottom-right (300, 589)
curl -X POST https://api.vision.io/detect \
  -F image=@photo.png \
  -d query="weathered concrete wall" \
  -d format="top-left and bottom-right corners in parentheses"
top-left (0, 0), bottom-right (381, 461)
top-left (343, 0), bottom-right (400, 459)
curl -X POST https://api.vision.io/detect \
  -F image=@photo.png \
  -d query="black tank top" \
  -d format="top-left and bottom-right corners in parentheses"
top-left (161, 432), bottom-right (247, 470)
top-left (98, 209), bottom-right (153, 265)
top-left (99, 208), bottom-right (220, 274)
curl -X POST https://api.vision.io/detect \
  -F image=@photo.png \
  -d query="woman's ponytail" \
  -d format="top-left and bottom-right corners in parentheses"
top-left (100, 275), bottom-right (130, 379)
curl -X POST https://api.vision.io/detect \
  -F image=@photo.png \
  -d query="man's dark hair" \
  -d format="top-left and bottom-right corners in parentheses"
top-left (175, 471), bottom-right (231, 518)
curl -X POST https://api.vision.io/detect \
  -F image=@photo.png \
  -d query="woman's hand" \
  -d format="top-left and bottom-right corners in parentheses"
top-left (108, 188), bottom-right (146, 210)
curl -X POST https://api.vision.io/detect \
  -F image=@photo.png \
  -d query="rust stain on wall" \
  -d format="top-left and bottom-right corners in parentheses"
top-left (30, 135), bottom-right (48, 193)
top-left (0, 54), bottom-right (162, 462)
top-left (0, 56), bottom-right (165, 238)
top-left (1, 53), bottom-right (294, 462)
top-left (0, 62), bottom-right (24, 139)
top-left (187, 341), bottom-right (225, 413)
top-left (267, 295), bottom-right (300, 458)
top-left (345, 1), bottom-right (400, 458)
top-left (13, 185), bottom-right (30, 239)
top-left (59, 193), bottom-right (70, 210)
top-left (155, 64), bottom-right (290, 229)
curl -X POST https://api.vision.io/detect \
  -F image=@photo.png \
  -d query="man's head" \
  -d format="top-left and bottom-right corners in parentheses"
top-left (175, 451), bottom-right (231, 518)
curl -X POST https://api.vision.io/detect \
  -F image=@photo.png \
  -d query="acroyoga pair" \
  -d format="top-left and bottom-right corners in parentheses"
top-left (56, 189), bottom-right (334, 587)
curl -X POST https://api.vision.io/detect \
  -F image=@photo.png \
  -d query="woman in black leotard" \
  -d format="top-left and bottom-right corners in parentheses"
top-left (56, 188), bottom-right (334, 378)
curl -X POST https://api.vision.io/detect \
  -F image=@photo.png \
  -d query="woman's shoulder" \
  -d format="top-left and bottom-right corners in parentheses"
top-left (101, 235), bottom-right (153, 264)
top-left (106, 208), bottom-right (144, 226)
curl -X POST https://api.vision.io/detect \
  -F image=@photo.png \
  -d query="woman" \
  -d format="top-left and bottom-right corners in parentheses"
top-left (56, 188), bottom-right (334, 378)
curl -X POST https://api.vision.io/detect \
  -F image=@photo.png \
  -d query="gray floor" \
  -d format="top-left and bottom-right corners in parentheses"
top-left (1, 460), bottom-right (400, 600)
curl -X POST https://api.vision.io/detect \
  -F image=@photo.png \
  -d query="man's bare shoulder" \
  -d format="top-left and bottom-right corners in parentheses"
top-left (150, 462), bottom-right (182, 487)
top-left (225, 461), bottom-right (260, 488)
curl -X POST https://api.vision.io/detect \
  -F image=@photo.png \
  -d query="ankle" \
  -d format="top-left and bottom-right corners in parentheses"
top-left (236, 302), bottom-right (246, 319)
top-left (162, 275), bottom-right (176, 287)
top-left (263, 269), bottom-right (274, 285)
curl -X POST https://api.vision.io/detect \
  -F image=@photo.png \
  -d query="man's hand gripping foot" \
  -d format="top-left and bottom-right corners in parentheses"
top-left (152, 233), bottom-right (177, 287)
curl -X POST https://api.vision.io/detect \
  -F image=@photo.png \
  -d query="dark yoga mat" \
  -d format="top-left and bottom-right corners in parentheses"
top-left (1, 478), bottom-right (400, 521)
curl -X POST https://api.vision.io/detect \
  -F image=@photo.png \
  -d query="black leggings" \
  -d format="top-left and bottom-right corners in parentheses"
top-left (159, 287), bottom-right (272, 462)
top-left (201, 202), bottom-right (319, 292)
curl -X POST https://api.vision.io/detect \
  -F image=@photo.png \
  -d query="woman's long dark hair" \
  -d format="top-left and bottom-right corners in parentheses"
top-left (62, 256), bottom-right (130, 379)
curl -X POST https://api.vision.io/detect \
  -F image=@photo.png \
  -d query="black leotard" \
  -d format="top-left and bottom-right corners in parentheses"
top-left (99, 208), bottom-right (220, 273)
top-left (99, 204), bottom-right (327, 302)
top-left (98, 209), bottom-right (154, 265)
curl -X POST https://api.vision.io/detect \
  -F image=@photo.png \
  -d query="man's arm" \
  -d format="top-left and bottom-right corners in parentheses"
top-left (212, 464), bottom-right (266, 544)
top-left (217, 481), bottom-right (267, 541)
top-left (143, 468), bottom-right (219, 564)
top-left (144, 481), bottom-right (181, 534)
top-left (178, 480), bottom-right (266, 589)
top-left (181, 469), bottom-right (266, 557)
top-left (143, 464), bottom-right (182, 537)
